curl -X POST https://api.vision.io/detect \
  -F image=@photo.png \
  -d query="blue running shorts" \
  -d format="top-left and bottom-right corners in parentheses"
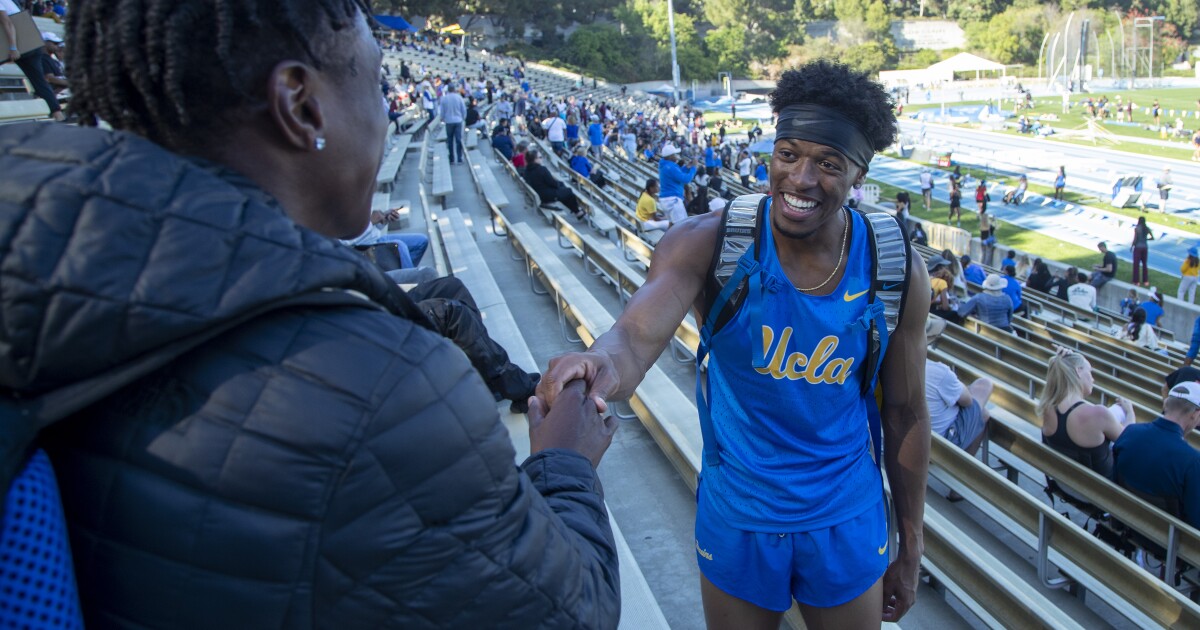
top-left (695, 491), bottom-right (889, 611)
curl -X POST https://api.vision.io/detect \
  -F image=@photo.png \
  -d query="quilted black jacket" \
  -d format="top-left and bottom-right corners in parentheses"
top-left (0, 123), bottom-right (619, 628)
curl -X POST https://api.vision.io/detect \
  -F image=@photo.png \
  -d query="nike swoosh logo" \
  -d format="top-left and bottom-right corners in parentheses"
top-left (844, 289), bottom-right (869, 302)
top-left (878, 543), bottom-right (887, 555)
top-left (882, 282), bottom-right (902, 291)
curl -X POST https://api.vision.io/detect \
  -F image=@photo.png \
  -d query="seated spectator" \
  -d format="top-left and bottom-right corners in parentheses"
top-left (1014, 255), bottom-right (1032, 281)
top-left (925, 317), bottom-right (993, 468)
top-left (1139, 287), bottom-right (1165, 327)
top-left (491, 122), bottom-right (515, 160)
top-left (1114, 382), bottom-right (1200, 530)
top-left (590, 165), bottom-right (608, 189)
top-left (3, 3), bottom-right (620, 627)
top-left (568, 146), bottom-right (592, 178)
top-left (1002, 175), bottom-right (1027, 204)
top-left (960, 255), bottom-right (986, 286)
top-left (1001, 266), bottom-right (1027, 317)
top-left (1026, 260), bottom-right (1053, 294)
top-left (342, 207), bottom-right (428, 271)
top-left (1089, 241), bottom-right (1118, 288)
top-left (1119, 288), bottom-right (1139, 318)
top-left (910, 222), bottom-right (928, 246)
top-left (636, 177), bottom-right (669, 231)
top-left (928, 255), bottom-right (960, 324)
top-left (1039, 349), bottom-right (1131, 480)
top-left (1120, 307), bottom-right (1165, 355)
top-left (512, 140), bottom-right (528, 171)
top-left (1051, 266), bottom-right (1077, 301)
top-left (41, 31), bottom-right (68, 94)
top-left (998, 250), bottom-right (1017, 273)
top-left (524, 150), bottom-right (585, 220)
top-left (1066, 272), bottom-right (1097, 312)
top-left (957, 274), bottom-right (1014, 332)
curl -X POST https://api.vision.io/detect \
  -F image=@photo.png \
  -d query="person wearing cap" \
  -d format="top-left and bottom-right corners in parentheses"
top-left (1180, 248), bottom-right (1199, 303)
top-left (1139, 287), bottom-right (1165, 327)
top-left (40, 31), bottom-right (67, 94)
top-left (537, 60), bottom-right (932, 627)
top-left (0, 0), bottom-right (63, 120)
top-left (1114, 382), bottom-right (1200, 530)
top-left (924, 317), bottom-right (993, 495)
top-left (657, 141), bottom-right (696, 224)
top-left (1039, 348), bottom-right (1131, 482)
top-left (956, 274), bottom-right (1014, 332)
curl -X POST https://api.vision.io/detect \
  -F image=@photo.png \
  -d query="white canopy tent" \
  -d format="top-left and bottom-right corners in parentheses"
top-left (878, 52), bottom-right (1006, 88)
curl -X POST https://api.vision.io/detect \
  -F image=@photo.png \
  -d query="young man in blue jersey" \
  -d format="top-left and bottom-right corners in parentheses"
top-left (537, 60), bottom-right (931, 629)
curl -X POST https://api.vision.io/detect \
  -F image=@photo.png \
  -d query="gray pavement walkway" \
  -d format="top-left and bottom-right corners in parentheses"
top-left (870, 155), bottom-right (1200, 279)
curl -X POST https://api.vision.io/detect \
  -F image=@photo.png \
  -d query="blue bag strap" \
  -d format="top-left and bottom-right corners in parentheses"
top-left (696, 245), bottom-right (759, 468)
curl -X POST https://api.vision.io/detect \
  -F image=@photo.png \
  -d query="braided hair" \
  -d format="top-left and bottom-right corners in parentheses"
top-left (66, 0), bottom-right (371, 150)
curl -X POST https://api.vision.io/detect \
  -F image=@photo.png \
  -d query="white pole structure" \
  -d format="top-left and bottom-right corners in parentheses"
top-left (1061, 12), bottom-right (1075, 91)
top-left (666, 0), bottom-right (680, 103)
top-left (1037, 32), bottom-right (1050, 80)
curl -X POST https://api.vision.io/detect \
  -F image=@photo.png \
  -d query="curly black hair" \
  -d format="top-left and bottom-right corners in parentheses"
top-left (769, 60), bottom-right (897, 152)
top-left (66, 0), bottom-right (371, 150)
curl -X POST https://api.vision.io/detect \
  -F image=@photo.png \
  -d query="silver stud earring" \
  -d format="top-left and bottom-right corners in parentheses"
top-left (315, 137), bottom-right (327, 151)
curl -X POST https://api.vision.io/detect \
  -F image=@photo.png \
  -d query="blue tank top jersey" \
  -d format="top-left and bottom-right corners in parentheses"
top-left (701, 201), bottom-right (882, 530)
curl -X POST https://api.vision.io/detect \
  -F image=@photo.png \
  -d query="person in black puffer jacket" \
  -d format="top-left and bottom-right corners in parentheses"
top-left (522, 149), bottom-right (585, 219)
top-left (0, 1), bottom-right (620, 628)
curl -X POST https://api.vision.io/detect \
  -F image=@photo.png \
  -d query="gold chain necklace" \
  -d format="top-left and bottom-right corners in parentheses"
top-left (793, 208), bottom-right (849, 293)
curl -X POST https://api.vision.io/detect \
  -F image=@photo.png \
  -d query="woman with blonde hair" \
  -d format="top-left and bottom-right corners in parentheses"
top-left (1038, 348), bottom-right (1131, 479)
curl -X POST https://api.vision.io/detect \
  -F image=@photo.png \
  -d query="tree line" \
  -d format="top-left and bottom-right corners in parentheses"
top-left (380, 0), bottom-right (1198, 82)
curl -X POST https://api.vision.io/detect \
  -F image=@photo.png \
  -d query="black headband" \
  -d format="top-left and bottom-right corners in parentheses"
top-left (774, 104), bottom-right (875, 168)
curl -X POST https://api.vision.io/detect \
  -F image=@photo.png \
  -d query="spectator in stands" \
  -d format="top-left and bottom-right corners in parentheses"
top-left (1014, 255), bottom-right (1032, 282)
top-left (1140, 287), bottom-right (1165, 327)
top-left (924, 316), bottom-right (993, 478)
top-left (1089, 241), bottom-right (1118, 288)
top-left (491, 122), bottom-right (514, 160)
top-left (537, 60), bottom-right (930, 627)
top-left (568, 145), bottom-right (592, 179)
top-left (910, 221), bottom-right (928, 246)
top-left (737, 150), bottom-right (752, 188)
top-left (512, 140), bottom-right (528, 171)
top-left (1113, 382), bottom-right (1200, 530)
top-left (439, 85), bottom-right (466, 164)
top-left (420, 79), bottom-right (436, 119)
top-left (565, 112), bottom-right (580, 148)
top-left (1130, 216), bottom-right (1154, 287)
top-left (1120, 307), bottom-right (1165, 355)
top-left (998, 250), bottom-right (1016, 274)
top-left (1001, 267), bottom-right (1026, 317)
top-left (524, 150), bottom-right (585, 220)
top-left (8, 2), bottom-right (621, 627)
top-left (929, 255), bottom-right (960, 324)
top-left (1026, 260), bottom-right (1053, 294)
top-left (1039, 349), bottom-right (1131, 480)
top-left (1066, 272), bottom-right (1097, 312)
top-left (754, 157), bottom-right (769, 192)
top-left (1050, 266), bottom-right (1075, 301)
top-left (960, 255), bottom-right (986, 286)
top-left (636, 177), bottom-right (669, 231)
top-left (0, 0), bottom-right (64, 121)
top-left (657, 142), bottom-right (696, 224)
top-left (587, 114), bottom-right (604, 157)
top-left (1179, 248), bottom-right (1199, 303)
top-left (1119, 288), bottom-right (1138, 318)
top-left (342, 207), bottom-right (429, 271)
top-left (542, 113), bottom-right (567, 155)
top-left (464, 97), bottom-right (484, 132)
top-left (40, 31), bottom-right (67, 94)
top-left (957, 274), bottom-right (1014, 332)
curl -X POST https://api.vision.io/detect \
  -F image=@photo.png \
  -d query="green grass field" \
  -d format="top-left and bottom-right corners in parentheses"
top-left (869, 177), bottom-right (1184, 298)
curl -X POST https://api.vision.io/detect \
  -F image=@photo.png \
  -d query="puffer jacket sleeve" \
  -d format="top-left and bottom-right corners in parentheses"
top-left (316, 316), bottom-right (619, 629)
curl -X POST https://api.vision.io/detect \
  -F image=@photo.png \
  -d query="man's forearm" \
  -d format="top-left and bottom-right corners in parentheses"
top-left (588, 325), bottom-right (658, 401)
top-left (883, 406), bottom-right (930, 560)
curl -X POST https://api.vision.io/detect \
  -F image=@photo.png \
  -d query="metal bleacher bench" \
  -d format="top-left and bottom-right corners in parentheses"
top-left (437, 211), bottom-right (668, 630)
top-left (505, 220), bottom-right (1077, 629)
top-left (375, 133), bottom-right (413, 194)
top-left (0, 99), bottom-right (49, 124)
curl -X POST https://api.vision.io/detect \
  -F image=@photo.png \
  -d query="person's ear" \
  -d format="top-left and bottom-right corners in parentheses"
top-left (265, 61), bottom-right (327, 152)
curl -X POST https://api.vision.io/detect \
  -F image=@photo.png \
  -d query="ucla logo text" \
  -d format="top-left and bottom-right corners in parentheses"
top-left (754, 327), bottom-right (854, 384)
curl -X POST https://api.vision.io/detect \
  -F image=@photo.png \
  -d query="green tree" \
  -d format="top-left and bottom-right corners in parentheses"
top-left (705, 25), bottom-right (751, 76)
top-left (842, 41), bottom-right (891, 74)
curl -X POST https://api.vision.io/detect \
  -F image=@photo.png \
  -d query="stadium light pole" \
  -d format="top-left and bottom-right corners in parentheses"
top-left (666, 0), bottom-right (680, 103)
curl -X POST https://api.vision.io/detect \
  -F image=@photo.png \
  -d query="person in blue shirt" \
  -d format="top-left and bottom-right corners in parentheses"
top-left (1114, 381), bottom-right (1200, 531)
top-left (957, 274), bottom-right (1014, 331)
top-left (587, 115), bottom-right (604, 158)
top-left (537, 60), bottom-right (931, 629)
top-left (657, 142), bottom-right (696, 224)
top-left (998, 250), bottom-right (1017, 272)
top-left (1139, 288), bottom-right (1165, 327)
top-left (960, 255), bottom-right (986, 287)
top-left (1001, 267), bottom-right (1026, 317)
top-left (568, 146), bottom-right (592, 179)
top-left (565, 113), bottom-right (580, 148)
top-left (754, 158), bottom-right (768, 191)
top-left (704, 144), bottom-right (720, 175)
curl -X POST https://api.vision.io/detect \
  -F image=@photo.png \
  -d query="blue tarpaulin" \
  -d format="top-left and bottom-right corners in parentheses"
top-left (375, 15), bottom-right (416, 31)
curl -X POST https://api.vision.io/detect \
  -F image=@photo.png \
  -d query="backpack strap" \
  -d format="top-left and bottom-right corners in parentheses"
top-left (856, 210), bottom-right (912, 464)
top-left (696, 193), bottom-right (767, 467)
